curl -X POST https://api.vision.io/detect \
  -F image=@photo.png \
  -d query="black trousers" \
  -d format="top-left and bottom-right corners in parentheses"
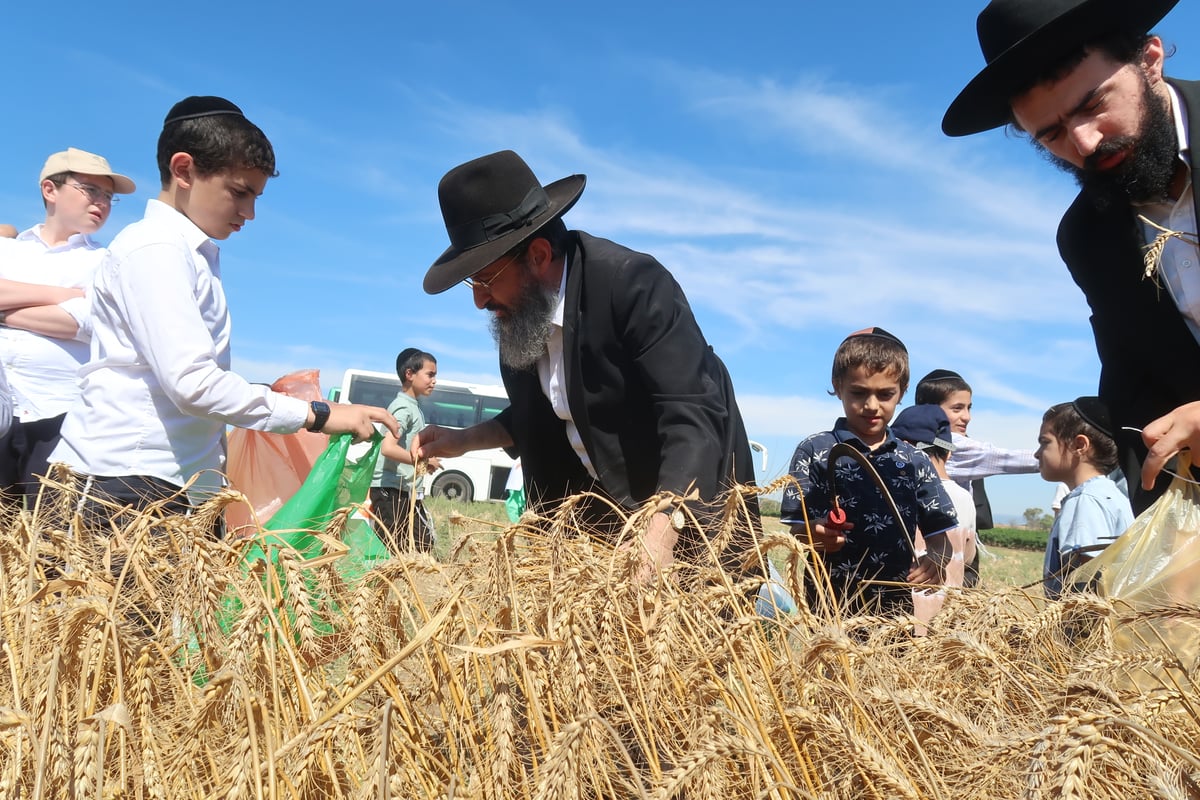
top-left (369, 486), bottom-right (435, 554)
top-left (70, 473), bottom-right (223, 541)
top-left (0, 413), bottom-right (67, 506)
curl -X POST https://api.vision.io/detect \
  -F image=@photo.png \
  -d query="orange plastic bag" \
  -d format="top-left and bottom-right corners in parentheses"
top-left (1073, 453), bottom-right (1200, 681)
top-left (225, 369), bottom-right (329, 537)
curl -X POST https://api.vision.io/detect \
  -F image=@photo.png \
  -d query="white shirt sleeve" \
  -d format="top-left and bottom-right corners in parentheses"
top-left (59, 294), bottom-right (92, 343)
top-left (110, 239), bottom-right (307, 431)
top-left (946, 434), bottom-right (1039, 481)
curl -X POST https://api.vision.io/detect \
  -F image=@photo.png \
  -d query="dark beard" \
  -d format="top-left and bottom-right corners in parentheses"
top-left (489, 268), bottom-right (559, 370)
top-left (1041, 77), bottom-right (1179, 208)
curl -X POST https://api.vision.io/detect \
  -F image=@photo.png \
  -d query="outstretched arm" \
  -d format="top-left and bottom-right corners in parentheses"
top-left (412, 419), bottom-right (512, 460)
top-left (378, 432), bottom-right (442, 471)
top-left (308, 402), bottom-right (399, 443)
top-left (946, 435), bottom-right (1038, 481)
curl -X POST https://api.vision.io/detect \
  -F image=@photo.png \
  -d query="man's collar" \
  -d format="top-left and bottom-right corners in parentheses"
top-left (551, 253), bottom-right (568, 328)
top-left (1165, 83), bottom-right (1191, 166)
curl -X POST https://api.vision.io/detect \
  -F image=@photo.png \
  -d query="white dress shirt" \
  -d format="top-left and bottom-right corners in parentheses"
top-left (52, 200), bottom-right (308, 494)
top-left (536, 258), bottom-right (596, 478)
top-left (1137, 84), bottom-right (1198, 344)
top-left (0, 225), bottom-right (104, 420)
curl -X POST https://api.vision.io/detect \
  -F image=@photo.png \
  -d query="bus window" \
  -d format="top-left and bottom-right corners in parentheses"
top-left (347, 375), bottom-right (402, 409)
top-left (423, 390), bottom-right (480, 429)
top-left (479, 396), bottom-right (509, 421)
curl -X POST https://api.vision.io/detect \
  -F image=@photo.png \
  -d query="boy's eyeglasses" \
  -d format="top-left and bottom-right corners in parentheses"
top-left (66, 182), bottom-right (118, 205)
top-left (463, 252), bottom-right (521, 292)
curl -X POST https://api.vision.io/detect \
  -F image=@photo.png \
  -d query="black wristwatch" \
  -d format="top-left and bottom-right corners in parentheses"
top-left (306, 400), bottom-right (331, 432)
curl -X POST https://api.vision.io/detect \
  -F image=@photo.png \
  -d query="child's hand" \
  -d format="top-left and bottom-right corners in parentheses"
top-left (790, 518), bottom-right (852, 552)
top-left (908, 552), bottom-right (943, 585)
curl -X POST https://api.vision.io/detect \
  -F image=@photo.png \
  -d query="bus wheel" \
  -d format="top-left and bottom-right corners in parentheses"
top-left (431, 471), bottom-right (474, 503)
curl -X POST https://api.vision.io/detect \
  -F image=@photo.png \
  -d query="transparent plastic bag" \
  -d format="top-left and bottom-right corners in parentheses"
top-left (1073, 453), bottom-right (1200, 677)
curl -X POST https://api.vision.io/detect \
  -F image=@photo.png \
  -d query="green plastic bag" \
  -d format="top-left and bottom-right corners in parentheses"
top-left (224, 434), bottom-right (391, 631)
top-left (189, 435), bottom-right (391, 685)
top-left (247, 433), bottom-right (385, 560)
top-left (505, 487), bottom-right (526, 523)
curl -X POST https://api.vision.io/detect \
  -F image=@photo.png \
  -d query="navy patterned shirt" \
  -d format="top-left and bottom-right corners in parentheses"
top-left (781, 418), bottom-right (958, 609)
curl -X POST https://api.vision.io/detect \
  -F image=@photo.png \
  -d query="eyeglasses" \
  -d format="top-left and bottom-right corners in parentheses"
top-left (66, 181), bottom-right (118, 205)
top-left (463, 251), bottom-right (522, 292)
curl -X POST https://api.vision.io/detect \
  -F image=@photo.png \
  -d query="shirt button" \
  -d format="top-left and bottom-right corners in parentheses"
top-left (1183, 259), bottom-right (1193, 268)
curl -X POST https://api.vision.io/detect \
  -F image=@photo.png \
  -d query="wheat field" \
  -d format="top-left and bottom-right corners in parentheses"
top-left (0, 476), bottom-right (1197, 799)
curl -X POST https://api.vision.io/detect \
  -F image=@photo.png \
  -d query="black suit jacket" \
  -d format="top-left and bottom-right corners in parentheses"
top-left (1056, 78), bottom-right (1200, 511)
top-left (494, 231), bottom-right (757, 536)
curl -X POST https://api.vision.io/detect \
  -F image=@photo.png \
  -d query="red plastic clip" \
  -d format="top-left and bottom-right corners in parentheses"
top-left (827, 506), bottom-right (847, 529)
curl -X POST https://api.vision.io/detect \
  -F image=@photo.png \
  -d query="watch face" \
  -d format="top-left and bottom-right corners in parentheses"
top-left (309, 400), bottom-right (331, 432)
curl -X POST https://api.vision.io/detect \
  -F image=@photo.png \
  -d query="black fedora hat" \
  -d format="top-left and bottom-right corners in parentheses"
top-left (943, 0), bottom-right (1179, 137)
top-left (424, 150), bottom-right (585, 294)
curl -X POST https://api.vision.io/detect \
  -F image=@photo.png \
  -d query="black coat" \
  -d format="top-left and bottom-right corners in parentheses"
top-left (494, 231), bottom-right (757, 537)
top-left (1056, 78), bottom-right (1200, 511)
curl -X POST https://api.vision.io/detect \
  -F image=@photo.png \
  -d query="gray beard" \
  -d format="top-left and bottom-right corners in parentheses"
top-left (491, 276), bottom-right (559, 370)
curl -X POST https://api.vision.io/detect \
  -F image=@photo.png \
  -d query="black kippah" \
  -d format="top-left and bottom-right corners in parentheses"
top-left (1072, 396), bottom-right (1116, 440)
top-left (844, 326), bottom-right (907, 352)
top-left (395, 347), bottom-right (424, 377)
top-left (918, 368), bottom-right (964, 384)
top-left (164, 96), bottom-right (245, 126)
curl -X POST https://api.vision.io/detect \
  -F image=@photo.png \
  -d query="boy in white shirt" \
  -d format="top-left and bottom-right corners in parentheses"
top-left (0, 148), bottom-right (135, 506)
top-left (51, 96), bottom-right (396, 527)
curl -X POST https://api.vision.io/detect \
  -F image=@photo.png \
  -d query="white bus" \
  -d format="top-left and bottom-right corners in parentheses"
top-left (337, 369), bottom-right (516, 503)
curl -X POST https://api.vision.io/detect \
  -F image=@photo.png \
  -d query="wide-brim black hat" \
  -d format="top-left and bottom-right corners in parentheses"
top-left (943, 0), bottom-right (1179, 137)
top-left (424, 150), bottom-right (585, 294)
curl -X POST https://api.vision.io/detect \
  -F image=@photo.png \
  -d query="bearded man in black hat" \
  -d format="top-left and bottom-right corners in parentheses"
top-left (414, 150), bottom-right (758, 573)
top-left (945, 0), bottom-right (1195, 513)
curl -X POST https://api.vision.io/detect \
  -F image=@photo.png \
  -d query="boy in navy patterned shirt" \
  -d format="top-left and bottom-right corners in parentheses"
top-left (781, 327), bottom-right (958, 615)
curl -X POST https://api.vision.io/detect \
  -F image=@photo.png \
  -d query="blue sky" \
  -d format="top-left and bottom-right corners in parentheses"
top-left (4, 1), bottom-right (1198, 522)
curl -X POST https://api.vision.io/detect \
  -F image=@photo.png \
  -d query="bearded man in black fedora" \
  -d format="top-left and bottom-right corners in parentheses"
top-left (945, 0), bottom-right (1196, 513)
top-left (413, 150), bottom-right (758, 573)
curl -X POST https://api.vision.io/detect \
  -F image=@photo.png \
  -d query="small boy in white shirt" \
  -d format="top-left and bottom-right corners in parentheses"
top-left (51, 96), bottom-right (396, 527)
top-left (891, 403), bottom-right (977, 588)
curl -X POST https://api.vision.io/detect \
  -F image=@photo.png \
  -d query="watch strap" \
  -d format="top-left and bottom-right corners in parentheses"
top-left (306, 400), bottom-right (331, 432)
